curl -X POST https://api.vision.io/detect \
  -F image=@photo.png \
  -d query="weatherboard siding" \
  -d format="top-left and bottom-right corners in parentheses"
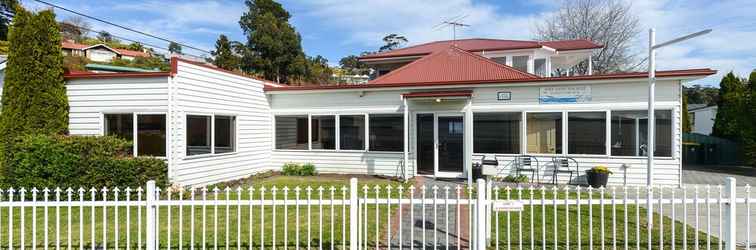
top-left (66, 76), bottom-right (170, 136)
top-left (169, 61), bottom-right (272, 186)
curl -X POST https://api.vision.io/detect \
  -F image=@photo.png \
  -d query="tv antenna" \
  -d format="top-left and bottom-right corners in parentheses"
top-left (433, 14), bottom-right (470, 42)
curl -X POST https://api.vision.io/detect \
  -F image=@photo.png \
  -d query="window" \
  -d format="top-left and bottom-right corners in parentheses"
top-left (534, 58), bottom-right (547, 77)
top-left (311, 115), bottom-right (335, 150)
top-left (214, 116), bottom-right (236, 154)
top-left (473, 112), bottom-right (520, 154)
top-left (512, 55), bottom-right (529, 73)
top-left (275, 115), bottom-right (308, 150)
top-left (137, 114), bottom-right (166, 157)
top-left (491, 57), bottom-right (507, 65)
top-left (568, 112), bottom-right (606, 155)
top-left (186, 115), bottom-right (211, 156)
top-left (526, 112), bottom-right (562, 154)
top-left (105, 113), bottom-right (165, 157)
top-left (369, 114), bottom-right (404, 151)
top-left (611, 110), bottom-right (672, 157)
top-left (339, 115), bottom-right (365, 150)
top-left (104, 113), bottom-right (133, 154)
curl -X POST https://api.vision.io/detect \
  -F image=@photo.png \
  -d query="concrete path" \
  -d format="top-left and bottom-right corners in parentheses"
top-left (682, 164), bottom-right (756, 186)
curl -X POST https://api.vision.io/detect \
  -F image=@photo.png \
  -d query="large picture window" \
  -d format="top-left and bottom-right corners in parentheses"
top-left (611, 110), bottom-right (672, 157)
top-left (186, 115), bottom-right (211, 156)
top-left (369, 114), bottom-right (404, 151)
top-left (105, 113), bottom-right (165, 157)
top-left (339, 115), bottom-right (365, 150)
top-left (473, 112), bottom-right (520, 154)
top-left (568, 112), bottom-right (606, 155)
top-left (311, 115), bottom-right (335, 150)
top-left (275, 115), bottom-right (308, 150)
top-left (214, 116), bottom-right (236, 154)
top-left (526, 112), bottom-right (562, 154)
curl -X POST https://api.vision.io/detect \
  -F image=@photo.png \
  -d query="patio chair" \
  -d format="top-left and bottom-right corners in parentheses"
top-left (551, 157), bottom-right (579, 185)
top-left (514, 155), bottom-right (539, 183)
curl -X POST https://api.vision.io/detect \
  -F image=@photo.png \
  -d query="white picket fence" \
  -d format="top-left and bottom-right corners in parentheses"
top-left (0, 177), bottom-right (753, 249)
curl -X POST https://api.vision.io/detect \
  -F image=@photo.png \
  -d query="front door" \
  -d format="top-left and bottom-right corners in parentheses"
top-left (416, 113), bottom-right (465, 178)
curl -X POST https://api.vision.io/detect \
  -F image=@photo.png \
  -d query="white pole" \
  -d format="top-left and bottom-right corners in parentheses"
top-left (403, 98), bottom-right (410, 180)
top-left (349, 178), bottom-right (359, 250)
top-left (647, 28), bottom-right (656, 230)
top-left (145, 180), bottom-right (156, 250)
top-left (475, 179), bottom-right (487, 250)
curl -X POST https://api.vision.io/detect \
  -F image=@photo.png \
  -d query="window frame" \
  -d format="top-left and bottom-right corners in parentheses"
top-left (367, 113), bottom-right (405, 153)
top-left (184, 112), bottom-right (238, 159)
top-left (101, 111), bottom-right (168, 158)
top-left (565, 110), bottom-right (610, 156)
top-left (472, 111), bottom-right (522, 155)
top-left (309, 113), bottom-right (338, 151)
top-left (337, 113), bottom-right (369, 152)
top-left (273, 114), bottom-right (311, 151)
top-left (608, 109), bottom-right (675, 159)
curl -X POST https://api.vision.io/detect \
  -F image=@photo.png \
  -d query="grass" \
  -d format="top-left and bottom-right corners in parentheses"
top-left (0, 174), bottom-right (411, 249)
top-left (0, 175), bottom-right (718, 249)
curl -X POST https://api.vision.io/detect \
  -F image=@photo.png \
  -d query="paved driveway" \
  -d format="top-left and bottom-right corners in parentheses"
top-left (682, 164), bottom-right (756, 186)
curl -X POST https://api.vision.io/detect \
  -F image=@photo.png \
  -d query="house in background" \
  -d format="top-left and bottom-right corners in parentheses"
top-left (61, 41), bottom-right (151, 62)
top-left (359, 38), bottom-right (602, 78)
top-left (687, 104), bottom-right (717, 135)
top-left (1, 37), bottom-right (716, 187)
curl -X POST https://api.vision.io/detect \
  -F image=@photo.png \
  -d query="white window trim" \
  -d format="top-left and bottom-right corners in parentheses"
top-left (366, 113), bottom-right (405, 153)
top-left (184, 112), bottom-right (238, 159)
top-left (337, 113), bottom-right (368, 152)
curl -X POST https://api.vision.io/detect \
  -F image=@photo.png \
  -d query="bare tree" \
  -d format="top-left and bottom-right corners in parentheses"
top-left (60, 16), bottom-right (91, 42)
top-left (535, 0), bottom-right (640, 74)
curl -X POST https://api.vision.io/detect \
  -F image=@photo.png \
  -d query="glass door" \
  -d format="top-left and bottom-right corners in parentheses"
top-left (436, 115), bottom-right (465, 177)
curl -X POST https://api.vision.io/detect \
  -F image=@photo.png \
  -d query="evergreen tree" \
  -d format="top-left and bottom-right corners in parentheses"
top-left (210, 34), bottom-right (240, 71)
top-left (239, 0), bottom-right (307, 83)
top-left (97, 30), bottom-right (113, 42)
top-left (745, 71), bottom-right (756, 166)
top-left (379, 34), bottom-right (407, 52)
top-left (682, 94), bottom-right (691, 133)
top-left (0, 8), bottom-right (69, 177)
top-left (712, 72), bottom-right (747, 140)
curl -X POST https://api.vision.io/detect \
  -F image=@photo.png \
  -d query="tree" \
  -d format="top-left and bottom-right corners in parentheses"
top-left (0, 0), bottom-right (17, 40)
top-left (59, 16), bottom-right (90, 42)
top-left (535, 0), bottom-right (640, 74)
top-left (745, 71), bottom-right (756, 166)
top-left (303, 55), bottom-right (332, 84)
top-left (168, 41), bottom-right (182, 54)
top-left (238, 0), bottom-right (308, 83)
top-left (712, 72), bottom-right (747, 140)
top-left (338, 54), bottom-right (370, 75)
top-left (684, 84), bottom-right (719, 105)
top-left (0, 8), bottom-right (69, 179)
top-left (128, 42), bottom-right (145, 52)
top-left (379, 34), bottom-right (407, 52)
top-left (210, 34), bottom-right (240, 71)
top-left (682, 94), bottom-right (691, 133)
top-left (97, 30), bottom-right (113, 42)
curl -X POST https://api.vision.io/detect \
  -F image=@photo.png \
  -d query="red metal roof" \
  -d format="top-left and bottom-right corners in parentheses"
top-left (402, 90), bottom-right (473, 98)
top-left (114, 48), bottom-right (151, 58)
top-left (369, 46), bottom-right (538, 85)
top-left (359, 38), bottom-right (603, 60)
top-left (264, 68), bottom-right (717, 92)
top-left (61, 41), bottom-right (88, 50)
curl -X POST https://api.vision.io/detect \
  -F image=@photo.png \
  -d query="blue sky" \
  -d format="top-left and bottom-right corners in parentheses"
top-left (21, 0), bottom-right (756, 86)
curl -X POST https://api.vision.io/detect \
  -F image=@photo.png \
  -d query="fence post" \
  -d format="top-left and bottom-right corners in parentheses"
top-left (476, 178), bottom-right (487, 250)
top-left (724, 177), bottom-right (737, 250)
top-left (349, 178), bottom-right (359, 250)
top-left (145, 180), bottom-right (156, 250)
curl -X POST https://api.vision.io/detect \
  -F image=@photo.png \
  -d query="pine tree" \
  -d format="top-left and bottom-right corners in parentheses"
top-left (210, 34), bottom-right (240, 71)
top-left (712, 72), bottom-right (746, 140)
top-left (239, 0), bottom-right (307, 83)
top-left (0, 8), bottom-right (69, 178)
top-left (745, 71), bottom-right (756, 166)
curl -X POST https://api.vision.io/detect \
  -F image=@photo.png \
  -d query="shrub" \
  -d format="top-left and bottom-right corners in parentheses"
top-left (1, 134), bottom-right (167, 189)
top-left (281, 162), bottom-right (317, 176)
top-left (503, 174), bottom-right (529, 183)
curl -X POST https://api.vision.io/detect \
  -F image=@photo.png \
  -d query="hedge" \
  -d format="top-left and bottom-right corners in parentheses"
top-left (1, 134), bottom-right (167, 189)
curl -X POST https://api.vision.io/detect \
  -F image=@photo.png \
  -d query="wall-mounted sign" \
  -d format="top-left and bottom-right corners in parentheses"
top-left (492, 201), bottom-right (524, 212)
top-left (539, 86), bottom-right (592, 104)
top-left (497, 91), bottom-right (511, 101)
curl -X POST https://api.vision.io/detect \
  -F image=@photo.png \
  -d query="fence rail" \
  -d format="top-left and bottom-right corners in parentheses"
top-left (0, 178), bottom-right (753, 249)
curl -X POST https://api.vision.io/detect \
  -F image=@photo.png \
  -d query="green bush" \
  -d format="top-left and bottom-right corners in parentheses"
top-left (281, 162), bottom-right (317, 176)
top-left (1, 134), bottom-right (167, 189)
top-left (503, 174), bottom-right (529, 183)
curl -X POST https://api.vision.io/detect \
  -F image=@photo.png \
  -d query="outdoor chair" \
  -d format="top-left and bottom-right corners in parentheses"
top-left (551, 157), bottom-right (579, 185)
top-left (514, 155), bottom-right (539, 183)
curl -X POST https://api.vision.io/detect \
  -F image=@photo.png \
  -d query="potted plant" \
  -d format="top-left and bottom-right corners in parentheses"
top-left (585, 165), bottom-right (613, 188)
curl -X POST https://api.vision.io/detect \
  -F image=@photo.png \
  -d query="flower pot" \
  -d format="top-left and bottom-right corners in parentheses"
top-left (585, 170), bottom-right (609, 188)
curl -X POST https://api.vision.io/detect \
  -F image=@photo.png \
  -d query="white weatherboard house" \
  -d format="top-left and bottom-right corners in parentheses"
top-left (55, 38), bottom-right (714, 187)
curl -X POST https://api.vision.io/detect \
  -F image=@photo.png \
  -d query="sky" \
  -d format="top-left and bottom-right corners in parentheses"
top-left (20, 0), bottom-right (756, 86)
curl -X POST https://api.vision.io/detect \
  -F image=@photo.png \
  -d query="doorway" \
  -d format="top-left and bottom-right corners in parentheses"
top-left (416, 113), bottom-right (465, 178)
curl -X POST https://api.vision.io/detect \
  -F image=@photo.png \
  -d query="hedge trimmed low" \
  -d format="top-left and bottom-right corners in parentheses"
top-left (1, 134), bottom-right (167, 189)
